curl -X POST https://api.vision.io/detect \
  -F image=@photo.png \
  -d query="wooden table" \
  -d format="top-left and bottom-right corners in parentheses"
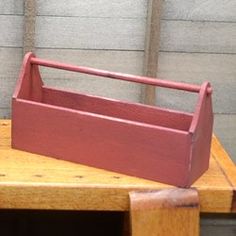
top-left (0, 120), bottom-right (235, 235)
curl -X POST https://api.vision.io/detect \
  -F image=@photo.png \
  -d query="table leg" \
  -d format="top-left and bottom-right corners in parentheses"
top-left (129, 188), bottom-right (199, 236)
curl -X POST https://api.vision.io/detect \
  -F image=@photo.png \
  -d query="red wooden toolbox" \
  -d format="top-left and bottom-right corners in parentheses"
top-left (12, 52), bottom-right (213, 187)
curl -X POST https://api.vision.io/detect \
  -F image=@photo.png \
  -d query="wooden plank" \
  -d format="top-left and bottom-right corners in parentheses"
top-left (37, 0), bottom-right (147, 18)
top-left (160, 20), bottom-right (236, 53)
top-left (12, 97), bottom-right (192, 187)
top-left (0, 120), bottom-right (234, 212)
top-left (211, 135), bottom-right (236, 212)
top-left (142, 0), bottom-right (162, 105)
top-left (34, 17), bottom-right (236, 53)
top-left (42, 86), bottom-right (192, 131)
top-left (0, 16), bottom-right (23, 47)
top-left (214, 115), bottom-right (236, 163)
top-left (157, 52), bottom-right (236, 113)
top-left (23, 0), bottom-right (36, 54)
top-left (163, 0), bottom-right (236, 22)
top-left (129, 189), bottom-right (199, 236)
top-left (0, 1), bottom-right (24, 15)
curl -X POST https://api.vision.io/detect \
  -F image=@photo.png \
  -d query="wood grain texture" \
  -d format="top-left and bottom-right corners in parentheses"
top-left (129, 189), bottom-right (199, 236)
top-left (212, 135), bottom-right (236, 189)
top-left (214, 115), bottom-right (236, 163)
top-left (0, 120), bottom-right (234, 212)
top-left (37, 0), bottom-right (147, 18)
top-left (142, 0), bottom-right (162, 105)
top-left (211, 135), bottom-right (236, 212)
top-left (157, 52), bottom-right (236, 113)
top-left (0, 16), bottom-right (23, 47)
top-left (163, 0), bottom-right (236, 22)
top-left (0, 1), bottom-right (24, 15)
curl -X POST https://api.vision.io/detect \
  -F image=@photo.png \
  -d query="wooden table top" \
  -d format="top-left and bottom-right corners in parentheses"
top-left (0, 120), bottom-right (235, 213)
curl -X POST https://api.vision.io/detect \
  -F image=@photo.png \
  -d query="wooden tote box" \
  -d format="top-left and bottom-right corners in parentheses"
top-left (12, 53), bottom-right (213, 187)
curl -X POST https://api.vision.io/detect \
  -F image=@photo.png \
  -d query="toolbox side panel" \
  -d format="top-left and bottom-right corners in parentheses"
top-left (12, 99), bottom-right (191, 187)
top-left (42, 86), bottom-right (193, 131)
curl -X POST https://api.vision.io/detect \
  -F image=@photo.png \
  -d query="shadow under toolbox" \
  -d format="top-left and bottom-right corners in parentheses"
top-left (12, 52), bottom-right (213, 187)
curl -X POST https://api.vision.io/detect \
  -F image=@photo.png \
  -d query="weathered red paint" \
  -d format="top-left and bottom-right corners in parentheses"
top-left (12, 52), bottom-right (213, 187)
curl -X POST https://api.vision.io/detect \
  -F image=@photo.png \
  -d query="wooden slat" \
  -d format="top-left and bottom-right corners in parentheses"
top-left (142, 0), bottom-right (162, 105)
top-left (37, 0), bottom-right (147, 18)
top-left (0, 120), bottom-right (234, 212)
top-left (163, 0), bottom-right (236, 22)
top-left (214, 115), bottom-right (236, 163)
top-left (129, 189), bottom-right (199, 236)
top-left (0, 1), bottom-right (24, 15)
top-left (23, 0), bottom-right (36, 54)
top-left (211, 135), bottom-right (236, 212)
top-left (0, 15), bottom-right (23, 47)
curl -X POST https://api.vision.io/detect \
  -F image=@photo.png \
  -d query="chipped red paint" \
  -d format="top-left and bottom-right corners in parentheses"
top-left (12, 52), bottom-right (213, 187)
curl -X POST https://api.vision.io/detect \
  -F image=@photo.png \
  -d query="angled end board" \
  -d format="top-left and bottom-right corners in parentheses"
top-left (12, 53), bottom-right (213, 187)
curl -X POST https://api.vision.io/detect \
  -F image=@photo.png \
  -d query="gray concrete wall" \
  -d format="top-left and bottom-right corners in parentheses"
top-left (158, 0), bottom-right (236, 162)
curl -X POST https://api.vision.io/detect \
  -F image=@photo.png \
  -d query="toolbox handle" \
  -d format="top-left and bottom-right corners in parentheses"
top-left (30, 57), bottom-right (212, 95)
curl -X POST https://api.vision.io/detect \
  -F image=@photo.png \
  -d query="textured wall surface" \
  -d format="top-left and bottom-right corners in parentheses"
top-left (157, 0), bottom-right (236, 162)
